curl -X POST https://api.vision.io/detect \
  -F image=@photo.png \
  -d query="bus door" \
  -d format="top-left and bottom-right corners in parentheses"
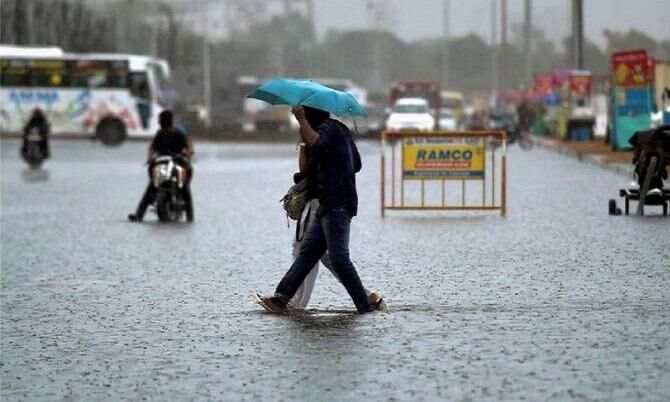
top-left (129, 71), bottom-right (151, 129)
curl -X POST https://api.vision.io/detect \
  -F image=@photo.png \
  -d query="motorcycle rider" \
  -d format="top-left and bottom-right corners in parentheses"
top-left (22, 108), bottom-right (50, 160)
top-left (516, 98), bottom-right (535, 136)
top-left (128, 110), bottom-right (194, 222)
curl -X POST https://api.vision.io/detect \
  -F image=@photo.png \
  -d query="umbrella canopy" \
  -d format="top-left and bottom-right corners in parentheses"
top-left (246, 78), bottom-right (366, 117)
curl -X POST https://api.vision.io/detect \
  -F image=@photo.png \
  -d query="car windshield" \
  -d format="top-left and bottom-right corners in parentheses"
top-left (393, 104), bottom-right (428, 114)
top-left (440, 110), bottom-right (453, 118)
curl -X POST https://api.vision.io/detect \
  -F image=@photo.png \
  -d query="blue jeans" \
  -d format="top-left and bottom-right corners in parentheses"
top-left (276, 207), bottom-right (372, 313)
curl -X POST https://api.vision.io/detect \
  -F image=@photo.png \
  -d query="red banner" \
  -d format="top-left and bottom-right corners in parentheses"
top-left (569, 73), bottom-right (592, 96)
top-left (612, 49), bottom-right (653, 86)
top-left (533, 74), bottom-right (554, 99)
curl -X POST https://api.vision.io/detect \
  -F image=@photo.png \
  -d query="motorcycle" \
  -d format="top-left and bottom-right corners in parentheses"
top-left (150, 155), bottom-right (188, 222)
top-left (489, 112), bottom-right (533, 150)
top-left (21, 130), bottom-right (45, 168)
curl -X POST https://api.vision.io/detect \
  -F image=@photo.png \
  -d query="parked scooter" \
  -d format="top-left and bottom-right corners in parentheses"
top-left (150, 155), bottom-right (188, 222)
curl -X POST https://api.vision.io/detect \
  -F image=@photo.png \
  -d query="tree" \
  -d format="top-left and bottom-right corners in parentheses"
top-left (604, 29), bottom-right (657, 55)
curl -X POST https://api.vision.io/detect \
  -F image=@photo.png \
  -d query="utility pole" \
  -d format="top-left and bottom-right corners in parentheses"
top-left (366, 0), bottom-right (383, 90)
top-left (523, 0), bottom-right (533, 86)
top-left (441, 0), bottom-right (450, 88)
top-left (500, 0), bottom-right (507, 46)
top-left (305, 0), bottom-right (315, 41)
top-left (491, 0), bottom-right (498, 105)
top-left (572, 0), bottom-right (584, 69)
top-left (25, 0), bottom-right (34, 44)
top-left (159, 4), bottom-right (178, 67)
top-left (202, 1), bottom-right (212, 128)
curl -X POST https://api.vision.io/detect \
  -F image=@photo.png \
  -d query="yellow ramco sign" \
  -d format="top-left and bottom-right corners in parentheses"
top-left (402, 140), bottom-right (485, 180)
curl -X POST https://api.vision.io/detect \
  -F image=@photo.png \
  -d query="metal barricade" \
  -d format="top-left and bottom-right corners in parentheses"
top-left (380, 131), bottom-right (507, 217)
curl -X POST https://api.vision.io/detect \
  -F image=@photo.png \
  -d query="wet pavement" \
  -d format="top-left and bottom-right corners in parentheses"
top-left (1, 137), bottom-right (669, 401)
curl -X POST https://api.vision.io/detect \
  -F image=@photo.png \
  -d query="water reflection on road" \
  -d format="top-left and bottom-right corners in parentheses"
top-left (1, 138), bottom-right (668, 401)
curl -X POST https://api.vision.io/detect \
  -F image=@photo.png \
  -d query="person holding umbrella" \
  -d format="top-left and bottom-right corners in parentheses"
top-left (288, 122), bottom-right (384, 311)
top-left (258, 105), bottom-right (378, 313)
top-left (249, 78), bottom-right (382, 313)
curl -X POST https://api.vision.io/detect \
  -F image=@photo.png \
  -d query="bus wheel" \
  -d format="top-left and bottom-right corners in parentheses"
top-left (96, 117), bottom-right (127, 146)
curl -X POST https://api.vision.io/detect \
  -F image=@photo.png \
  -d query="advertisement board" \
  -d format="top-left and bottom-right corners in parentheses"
top-left (612, 49), bottom-right (653, 87)
top-left (402, 138), bottom-right (485, 180)
top-left (569, 72), bottom-right (592, 96)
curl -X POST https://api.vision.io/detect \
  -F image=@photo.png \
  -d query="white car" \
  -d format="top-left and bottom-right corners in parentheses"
top-left (438, 108), bottom-right (458, 130)
top-left (386, 98), bottom-right (435, 132)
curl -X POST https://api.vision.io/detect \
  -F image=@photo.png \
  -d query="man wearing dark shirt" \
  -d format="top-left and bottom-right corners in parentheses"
top-left (128, 110), bottom-right (194, 222)
top-left (259, 106), bottom-right (374, 314)
top-left (22, 108), bottom-right (50, 159)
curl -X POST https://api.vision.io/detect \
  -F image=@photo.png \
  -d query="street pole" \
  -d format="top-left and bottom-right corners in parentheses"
top-left (572, 0), bottom-right (584, 69)
top-left (491, 0), bottom-right (498, 107)
top-left (500, 0), bottom-right (507, 46)
top-left (305, 0), bottom-right (315, 41)
top-left (25, 0), bottom-right (34, 44)
top-left (441, 0), bottom-right (450, 89)
top-left (367, 0), bottom-right (383, 90)
top-left (202, 1), bottom-right (212, 128)
top-left (523, 0), bottom-right (532, 87)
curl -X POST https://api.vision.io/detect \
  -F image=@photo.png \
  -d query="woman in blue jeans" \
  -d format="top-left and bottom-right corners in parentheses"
top-left (258, 106), bottom-right (383, 313)
top-left (289, 146), bottom-right (382, 309)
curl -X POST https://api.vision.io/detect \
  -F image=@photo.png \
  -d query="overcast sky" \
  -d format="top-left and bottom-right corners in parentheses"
top-left (312, 0), bottom-right (670, 47)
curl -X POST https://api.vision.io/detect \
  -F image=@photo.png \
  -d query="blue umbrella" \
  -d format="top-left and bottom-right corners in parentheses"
top-left (246, 78), bottom-right (366, 117)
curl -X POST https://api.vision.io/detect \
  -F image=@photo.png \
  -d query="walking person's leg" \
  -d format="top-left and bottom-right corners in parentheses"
top-left (182, 184), bottom-right (194, 222)
top-left (272, 218), bottom-right (328, 305)
top-left (321, 207), bottom-right (371, 313)
top-left (319, 252), bottom-right (384, 309)
top-left (129, 164), bottom-right (158, 222)
top-left (290, 201), bottom-right (320, 309)
top-left (129, 182), bottom-right (156, 221)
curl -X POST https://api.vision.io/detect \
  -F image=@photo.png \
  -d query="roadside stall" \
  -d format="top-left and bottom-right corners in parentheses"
top-left (609, 49), bottom-right (655, 150)
top-left (560, 70), bottom-right (595, 141)
top-left (551, 70), bottom-right (570, 139)
top-left (532, 74), bottom-right (559, 136)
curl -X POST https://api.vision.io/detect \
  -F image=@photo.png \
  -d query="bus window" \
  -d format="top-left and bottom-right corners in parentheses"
top-left (69, 60), bottom-right (110, 88)
top-left (30, 59), bottom-right (66, 87)
top-left (68, 60), bottom-right (128, 88)
top-left (108, 61), bottom-right (129, 88)
top-left (0, 59), bottom-right (30, 86)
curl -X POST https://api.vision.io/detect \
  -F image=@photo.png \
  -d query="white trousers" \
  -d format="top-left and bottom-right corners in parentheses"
top-left (290, 199), bottom-right (336, 308)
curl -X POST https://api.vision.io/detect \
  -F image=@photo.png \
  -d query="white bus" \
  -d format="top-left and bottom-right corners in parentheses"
top-left (0, 45), bottom-right (170, 145)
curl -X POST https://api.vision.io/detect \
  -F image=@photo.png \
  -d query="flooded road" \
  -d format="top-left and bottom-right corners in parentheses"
top-left (2, 138), bottom-right (668, 401)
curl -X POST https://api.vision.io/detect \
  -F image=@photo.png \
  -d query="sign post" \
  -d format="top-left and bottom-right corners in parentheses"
top-left (381, 131), bottom-right (507, 217)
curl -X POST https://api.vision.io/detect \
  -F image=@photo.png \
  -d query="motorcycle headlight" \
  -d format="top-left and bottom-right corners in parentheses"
top-left (158, 164), bottom-right (170, 179)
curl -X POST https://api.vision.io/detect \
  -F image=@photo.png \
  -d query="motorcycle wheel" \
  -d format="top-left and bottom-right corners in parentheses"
top-left (156, 192), bottom-right (173, 222)
top-left (518, 133), bottom-right (533, 150)
top-left (22, 143), bottom-right (43, 168)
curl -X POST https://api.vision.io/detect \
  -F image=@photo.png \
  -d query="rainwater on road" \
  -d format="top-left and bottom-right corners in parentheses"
top-left (1, 138), bottom-right (668, 401)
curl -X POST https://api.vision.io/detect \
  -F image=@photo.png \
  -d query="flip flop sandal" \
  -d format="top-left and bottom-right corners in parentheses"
top-left (372, 297), bottom-right (388, 312)
top-left (254, 291), bottom-right (286, 314)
